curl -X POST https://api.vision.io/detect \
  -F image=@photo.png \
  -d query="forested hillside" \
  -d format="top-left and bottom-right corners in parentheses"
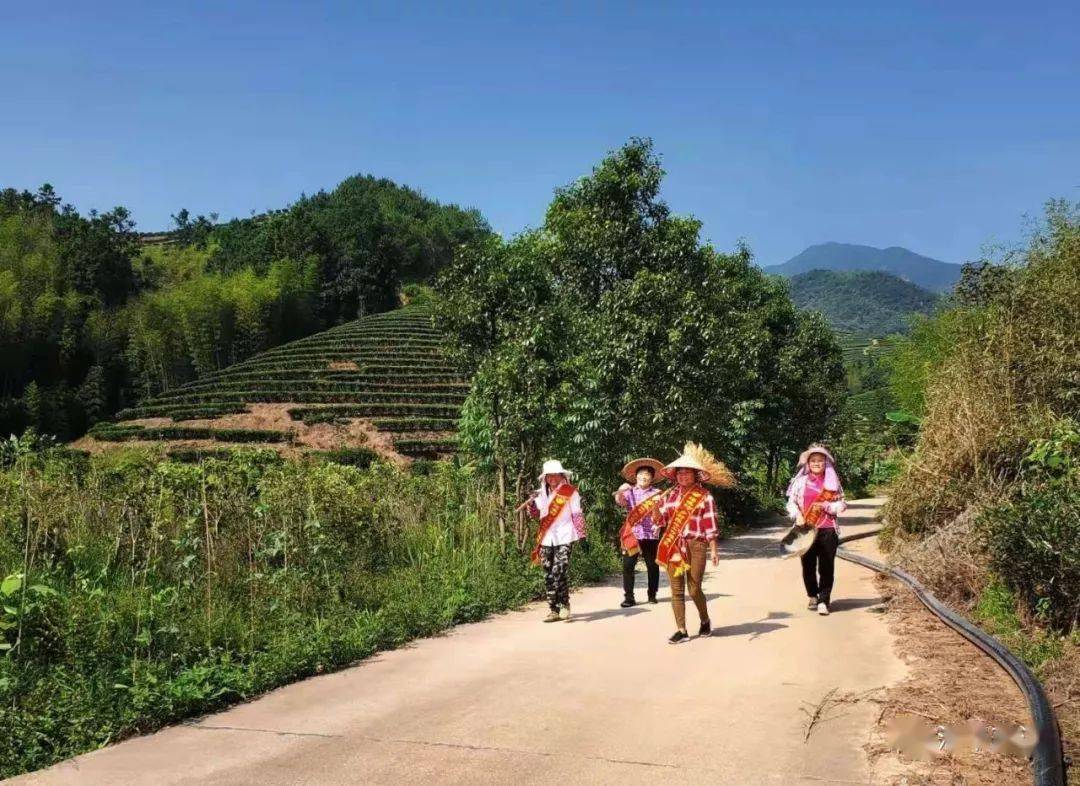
top-left (787, 269), bottom-right (939, 334)
top-left (0, 179), bottom-right (489, 441)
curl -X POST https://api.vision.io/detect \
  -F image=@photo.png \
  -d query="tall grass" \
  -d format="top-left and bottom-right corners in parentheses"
top-left (0, 447), bottom-right (614, 777)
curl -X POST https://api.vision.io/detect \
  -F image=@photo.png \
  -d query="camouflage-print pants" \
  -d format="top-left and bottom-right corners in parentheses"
top-left (540, 543), bottom-right (573, 612)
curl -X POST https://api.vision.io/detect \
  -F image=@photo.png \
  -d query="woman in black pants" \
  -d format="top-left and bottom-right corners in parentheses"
top-left (615, 458), bottom-right (665, 607)
top-left (786, 444), bottom-right (847, 615)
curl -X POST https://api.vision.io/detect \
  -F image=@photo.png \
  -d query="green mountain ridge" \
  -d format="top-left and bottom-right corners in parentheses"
top-left (786, 269), bottom-right (939, 335)
top-left (768, 241), bottom-right (961, 292)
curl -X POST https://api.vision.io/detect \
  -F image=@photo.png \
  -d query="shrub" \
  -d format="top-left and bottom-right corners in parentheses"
top-left (976, 419), bottom-right (1080, 631)
top-left (0, 450), bottom-right (564, 778)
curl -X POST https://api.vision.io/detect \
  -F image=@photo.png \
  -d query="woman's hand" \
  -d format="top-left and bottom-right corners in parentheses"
top-left (710, 543), bottom-right (719, 567)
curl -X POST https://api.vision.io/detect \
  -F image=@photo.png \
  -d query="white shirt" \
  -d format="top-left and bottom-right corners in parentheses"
top-left (533, 486), bottom-right (585, 547)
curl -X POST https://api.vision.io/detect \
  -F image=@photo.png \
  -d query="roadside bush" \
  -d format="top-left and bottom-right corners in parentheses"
top-left (0, 447), bottom-right (590, 778)
top-left (884, 201), bottom-right (1080, 632)
top-left (977, 419), bottom-right (1080, 631)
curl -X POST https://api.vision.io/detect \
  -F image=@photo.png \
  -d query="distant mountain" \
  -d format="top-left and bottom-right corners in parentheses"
top-left (787, 269), bottom-right (939, 335)
top-left (768, 242), bottom-right (961, 293)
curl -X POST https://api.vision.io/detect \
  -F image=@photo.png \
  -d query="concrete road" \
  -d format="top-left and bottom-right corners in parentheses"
top-left (11, 499), bottom-right (903, 785)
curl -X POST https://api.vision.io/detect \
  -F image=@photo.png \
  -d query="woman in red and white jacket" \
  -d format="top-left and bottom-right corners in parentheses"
top-left (785, 444), bottom-right (848, 616)
top-left (656, 444), bottom-right (735, 644)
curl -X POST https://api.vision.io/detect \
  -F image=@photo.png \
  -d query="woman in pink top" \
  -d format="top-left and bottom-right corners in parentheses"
top-left (785, 444), bottom-right (847, 615)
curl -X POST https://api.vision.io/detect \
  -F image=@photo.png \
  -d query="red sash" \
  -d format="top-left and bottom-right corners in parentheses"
top-left (656, 487), bottom-right (707, 578)
top-left (530, 483), bottom-right (575, 565)
top-left (800, 486), bottom-right (839, 528)
top-left (618, 489), bottom-right (664, 556)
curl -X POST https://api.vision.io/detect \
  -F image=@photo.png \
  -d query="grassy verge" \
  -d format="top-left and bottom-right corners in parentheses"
top-left (0, 447), bottom-right (615, 778)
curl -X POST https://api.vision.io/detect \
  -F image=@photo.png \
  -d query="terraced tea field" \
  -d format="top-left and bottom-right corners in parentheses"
top-left (835, 330), bottom-right (896, 364)
top-left (79, 306), bottom-right (463, 462)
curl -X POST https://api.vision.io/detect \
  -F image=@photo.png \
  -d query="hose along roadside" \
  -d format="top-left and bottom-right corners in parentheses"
top-left (837, 528), bottom-right (1067, 786)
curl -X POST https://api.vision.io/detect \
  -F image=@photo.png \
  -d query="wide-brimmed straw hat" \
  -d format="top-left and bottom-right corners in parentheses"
top-left (778, 523), bottom-right (818, 559)
top-left (662, 454), bottom-right (711, 482)
top-left (621, 457), bottom-right (664, 483)
top-left (798, 444), bottom-right (835, 467)
top-left (660, 442), bottom-right (736, 488)
top-left (538, 459), bottom-right (573, 481)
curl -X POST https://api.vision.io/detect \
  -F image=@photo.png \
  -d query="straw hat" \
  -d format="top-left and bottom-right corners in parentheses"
top-left (538, 459), bottom-right (573, 481)
top-left (621, 457), bottom-right (664, 483)
top-left (778, 523), bottom-right (818, 559)
top-left (660, 442), bottom-right (736, 488)
top-left (798, 444), bottom-right (835, 467)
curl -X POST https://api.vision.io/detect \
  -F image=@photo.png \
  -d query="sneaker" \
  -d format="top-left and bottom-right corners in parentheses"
top-left (543, 611), bottom-right (560, 623)
top-left (648, 595), bottom-right (658, 604)
top-left (668, 630), bottom-right (689, 644)
top-left (559, 607), bottom-right (570, 621)
top-left (620, 599), bottom-right (636, 608)
top-left (817, 602), bottom-right (830, 616)
top-left (698, 621), bottom-right (712, 637)
top-left (807, 597), bottom-right (819, 610)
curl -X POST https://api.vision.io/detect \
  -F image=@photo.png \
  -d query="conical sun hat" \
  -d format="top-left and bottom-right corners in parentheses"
top-left (778, 523), bottom-right (818, 559)
top-left (538, 459), bottom-right (573, 481)
top-left (798, 444), bottom-right (835, 467)
top-left (660, 442), bottom-right (736, 488)
top-left (621, 457), bottom-right (664, 483)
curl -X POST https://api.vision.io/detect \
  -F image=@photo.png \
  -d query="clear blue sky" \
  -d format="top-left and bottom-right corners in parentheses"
top-left (3, 1), bottom-right (1078, 265)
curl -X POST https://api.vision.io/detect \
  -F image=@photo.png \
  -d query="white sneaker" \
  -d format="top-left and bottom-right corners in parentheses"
top-left (559, 607), bottom-right (570, 621)
top-left (807, 597), bottom-right (818, 610)
top-left (817, 602), bottom-right (829, 616)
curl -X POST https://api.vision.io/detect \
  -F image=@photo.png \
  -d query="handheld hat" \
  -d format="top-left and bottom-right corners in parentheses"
top-left (778, 523), bottom-right (818, 559)
top-left (621, 457), bottom-right (664, 483)
top-left (538, 459), bottom-right (573, 482)
top-left (661, 442), bottom-right (736, 488)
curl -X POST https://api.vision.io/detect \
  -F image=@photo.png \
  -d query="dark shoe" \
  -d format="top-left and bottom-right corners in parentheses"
top-left (698, 620), bottom-right (712, 637)
top-left (668, 630), bottom-right (689, 644)
top-left (648, 595), bottom-right (658, 604)
top-left (620, 598), bottom-right (636, 608)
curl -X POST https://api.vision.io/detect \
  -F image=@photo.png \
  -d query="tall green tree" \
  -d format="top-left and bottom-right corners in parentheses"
top-left (437, 139), bottom-right (847, 533)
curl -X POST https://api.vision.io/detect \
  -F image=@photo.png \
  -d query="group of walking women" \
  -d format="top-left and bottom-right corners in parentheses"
top-left (525, 442), bottom-right (848, 643)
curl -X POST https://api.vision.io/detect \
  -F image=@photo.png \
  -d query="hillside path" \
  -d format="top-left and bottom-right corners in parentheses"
top-left (11, 499), bottom-right (905, 785)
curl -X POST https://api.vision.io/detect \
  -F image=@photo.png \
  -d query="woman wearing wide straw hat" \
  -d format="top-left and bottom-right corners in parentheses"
top-left (656, 443), bottom-right (736, 644)
top-left (524, 459), bottom-right (586, 622)
top-left (785, 444), bottom-right (847, 616)
top-left (614, 457), bottom-right (665, 607)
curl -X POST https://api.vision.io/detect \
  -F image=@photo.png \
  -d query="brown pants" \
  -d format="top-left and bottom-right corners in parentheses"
top-left (667, 539), bottom-right (709, 630)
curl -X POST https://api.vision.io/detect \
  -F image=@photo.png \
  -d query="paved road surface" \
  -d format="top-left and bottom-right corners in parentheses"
top-left (11, 499), bottom-right (904, 785)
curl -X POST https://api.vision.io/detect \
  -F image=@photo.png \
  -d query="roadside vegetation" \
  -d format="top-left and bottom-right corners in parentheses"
top-left (0, 444), bottom-right (614, 777)
top-left (880, 201), bottom-right (1080, 753)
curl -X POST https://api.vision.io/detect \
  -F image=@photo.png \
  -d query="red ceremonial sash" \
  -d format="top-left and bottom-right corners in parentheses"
top-left (619, 489), bottom-right (664, 556)
top-left (530, 484), bottom-right (575, 565)
top-left (656, 487), bottom-right (707, 578)
top-left (800, 486), bottom-right (839, 528)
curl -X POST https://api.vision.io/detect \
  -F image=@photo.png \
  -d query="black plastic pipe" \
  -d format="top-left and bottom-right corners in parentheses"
top-left (836, 528), bottom-right (1066, 786)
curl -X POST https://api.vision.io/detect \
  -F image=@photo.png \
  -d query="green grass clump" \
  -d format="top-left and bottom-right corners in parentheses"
top-left (0, 447), bottom-right (618, 778)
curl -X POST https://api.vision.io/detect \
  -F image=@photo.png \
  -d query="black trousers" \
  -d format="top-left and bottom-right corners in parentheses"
top-left (622, 539), bottom-right (660, 601)
top-left (800, 528), bottom-right (839, 605)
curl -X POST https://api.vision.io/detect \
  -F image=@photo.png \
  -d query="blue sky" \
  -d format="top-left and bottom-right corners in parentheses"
top-left (3, 1), bottom-right (1078, 266)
